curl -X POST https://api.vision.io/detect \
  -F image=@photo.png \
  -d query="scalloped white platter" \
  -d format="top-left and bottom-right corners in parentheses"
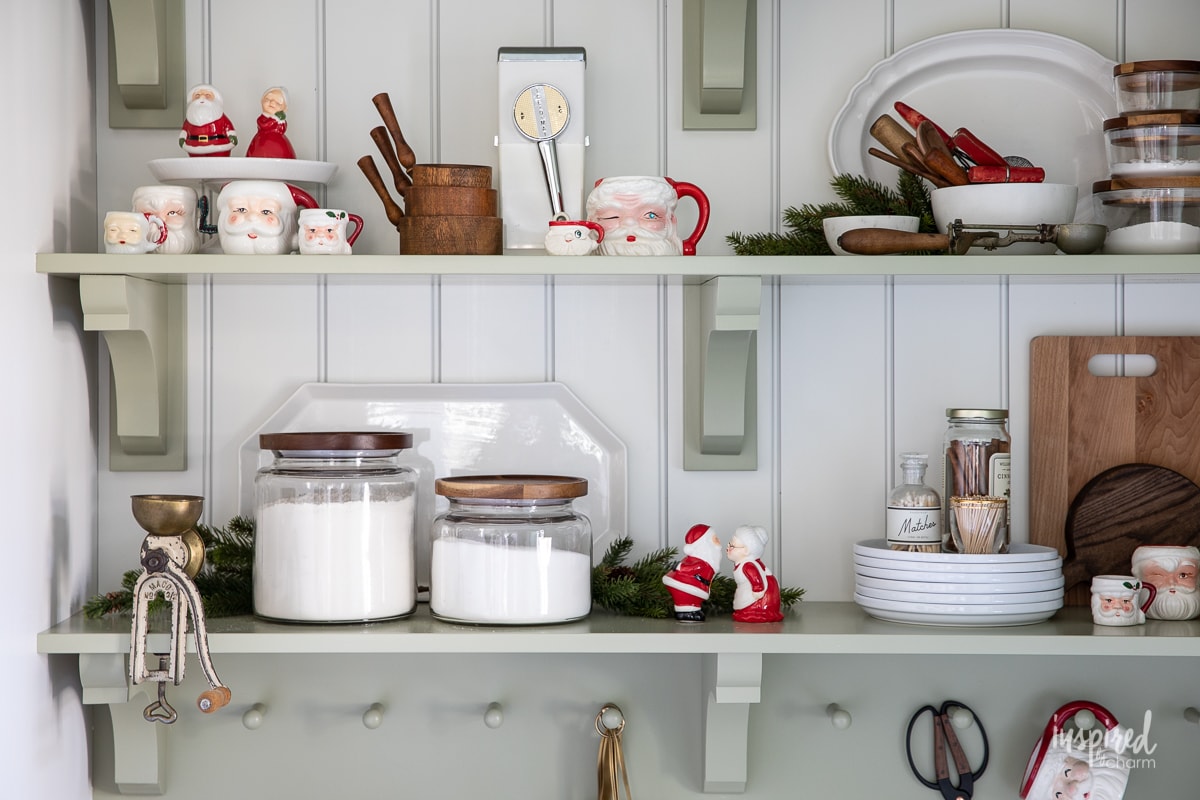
top-left (147, 156), bottom-right (338, 184)
top-left (828, 28), bottom-right (1117, 223)
top-left (855, 539), bottom-right (1059, 563)
top-left (854, 573), bottom-right (1065, 595)
top-left (238, 382), bottom-right (628, 586)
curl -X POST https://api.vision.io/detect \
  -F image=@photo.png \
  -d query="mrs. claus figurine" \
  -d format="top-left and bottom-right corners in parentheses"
top-left (725, 525), bottom-right (783, 623)
top-left (661, 524), bottom-right (723, 622)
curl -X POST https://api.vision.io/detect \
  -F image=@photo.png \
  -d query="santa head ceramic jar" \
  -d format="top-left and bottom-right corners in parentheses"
top-left (215, 180), bottom-right (317, 255)
top-left (1131, 545), bottom-right (1200, 620)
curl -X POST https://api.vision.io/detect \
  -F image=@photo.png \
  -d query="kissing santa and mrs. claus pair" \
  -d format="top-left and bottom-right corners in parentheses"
top-left (662, 523), bottom-right (784, 624)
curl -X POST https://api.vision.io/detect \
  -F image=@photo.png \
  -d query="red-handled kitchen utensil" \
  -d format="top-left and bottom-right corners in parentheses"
top-left (894, 101), bottom-right (953, 146)
top-left (968, 165), bottom-right (1047, 183)
top-left (951, 127), bottom-right (1008, 167)
top-left (1020, 701), bottom-right (1129, 800)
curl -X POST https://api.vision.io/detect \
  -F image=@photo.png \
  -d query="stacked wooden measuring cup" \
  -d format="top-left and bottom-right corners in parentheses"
top-left (358, 92), bottom-right (502, 255)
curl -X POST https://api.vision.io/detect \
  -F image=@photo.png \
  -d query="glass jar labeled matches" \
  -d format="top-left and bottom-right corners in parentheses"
top-left (886, 453), bottom-right (942, 552)
top-left (430, 475), bottom-right (592, 625)
top-left (253, 431), bottom-right (418, 623)
top-left (943, 409), bottom-right (1011, 552)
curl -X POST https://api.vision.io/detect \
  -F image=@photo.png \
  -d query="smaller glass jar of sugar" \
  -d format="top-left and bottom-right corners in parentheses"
top-left (430, 475), bottom-right (592, 625)
top-left (253, 431), bottom-right (417, 623)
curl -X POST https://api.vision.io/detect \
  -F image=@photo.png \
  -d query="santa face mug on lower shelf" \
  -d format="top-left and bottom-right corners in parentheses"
top-left (132, 184), bottom-right (200, 255)
top-left (1130, 544), bottom-right (1200, 620)
top-left (1089, 574), bottom-right (1155, 626)
top-left (102, 211), bottom-right (167, 254)
top-left (297, 209), bottom-right (364, 255)
top-left (585, 175), bottom-right (709, 256)
top-left (216, 180), bottom-right (317, 254)
top-left (544, 219), bottom-right (604, 256)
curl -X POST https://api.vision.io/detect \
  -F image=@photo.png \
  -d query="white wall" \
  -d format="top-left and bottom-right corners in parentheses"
top-left (2, 2), bottom-right (98, 798)
top-left (63, 0), bottom-right (1200, 797)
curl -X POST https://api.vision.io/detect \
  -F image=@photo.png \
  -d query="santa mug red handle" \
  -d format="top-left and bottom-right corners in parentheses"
top-left (1020, 700), bottom-right (1120, 799)
top-left (665, 177), bottom-right (710, 255)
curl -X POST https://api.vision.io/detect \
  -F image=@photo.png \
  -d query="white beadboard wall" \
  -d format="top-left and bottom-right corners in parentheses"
top-left (82, 1), bottom-right (1200, 798)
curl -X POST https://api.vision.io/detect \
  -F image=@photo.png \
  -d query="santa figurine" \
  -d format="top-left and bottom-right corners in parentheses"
top-left (661, 524), bottom-right (723, 622)
top-left (725, 525), bottom-right (783, 623)
top-left (178, 84), bottom-right (237, 157)
top-left (246, 86), bottom-right (296, 159)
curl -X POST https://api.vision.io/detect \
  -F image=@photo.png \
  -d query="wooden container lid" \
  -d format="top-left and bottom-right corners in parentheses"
top-left (409, 163), bottom-right (493, 188)
top-left (435, 474), bottom-right (588, 500)
top-left (259, 431), bottom-right (414, 452)
top-left (1103, 110), bottom-right (1200, 130)
top-left (1115, 59), bottom-right (1200, 76)
top-left (1093, 176), bottom-right (1200, 193)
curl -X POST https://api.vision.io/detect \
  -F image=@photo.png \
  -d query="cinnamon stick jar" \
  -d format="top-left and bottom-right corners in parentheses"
top-left (942, 409), bottom-right (1011, 552)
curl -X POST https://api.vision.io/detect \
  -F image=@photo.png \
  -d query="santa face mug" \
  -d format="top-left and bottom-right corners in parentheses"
top-left (216, 179), bottom-right (317, 255)
top-left (585, 176), bottom-right (710, 256)
top-left (132, 185), bottom-right (200, 254)
top-left (1090, 574), bottom-right (1155, 626)
top-left (298, 209), bottom-right (364, 255)
top-left (102, 211), bottom-right (167, 254)
top-left (544, 219), bottom-right (604, 256)
top-left (1131, 544), bottom-right (1200, 620)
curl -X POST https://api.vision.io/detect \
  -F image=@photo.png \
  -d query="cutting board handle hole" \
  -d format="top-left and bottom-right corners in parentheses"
top-left (1087, 354), bottom-right (1157, 378)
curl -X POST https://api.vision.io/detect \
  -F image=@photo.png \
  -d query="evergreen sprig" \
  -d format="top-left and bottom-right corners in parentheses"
top-left (591, 535), bottom-right (805, 618)
top-left (83, 516), bottom-right (255, 619)
top-left (726, 171), bottom-right (939, 255)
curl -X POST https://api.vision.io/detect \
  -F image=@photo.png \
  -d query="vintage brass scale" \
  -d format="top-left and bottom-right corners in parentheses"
top-left (128, 494), bottom-right (231, 724)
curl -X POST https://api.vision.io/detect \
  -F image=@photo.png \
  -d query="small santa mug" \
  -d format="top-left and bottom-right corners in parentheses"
top-left (1130, 544), bottom-right (1200, 620)
top-left (544, 219), bottom-right (604, 256)
top-left (1089, 574), bottom-right (1155, 626)
top-left (297, 208), bottom-right (364, 255)
top-left (102, 211), bottom-right (168, 255)
top-left (585, 176), bottom-right (710, 256)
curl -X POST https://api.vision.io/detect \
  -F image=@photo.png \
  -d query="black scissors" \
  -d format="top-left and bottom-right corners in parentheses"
top-left (905, 700), bottom-right (989, 800)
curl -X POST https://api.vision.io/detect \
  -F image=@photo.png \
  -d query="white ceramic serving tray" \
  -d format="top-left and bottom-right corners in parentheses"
top-left (854, 573), bottom-right (1065, 595)
top-left (147, 156), bottom-right (338, 185)
top-left (855, 539), bottom-right (1059, 563)
top-left (238, 382), bottom-right (628, 584)
top-left (828, 28), bottom-right (1117, 223)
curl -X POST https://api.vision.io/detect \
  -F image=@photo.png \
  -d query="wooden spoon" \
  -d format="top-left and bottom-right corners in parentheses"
top-left (916, 121), bottom-right (970, 185)
top-left (356, 155), bottom-right (405, 228)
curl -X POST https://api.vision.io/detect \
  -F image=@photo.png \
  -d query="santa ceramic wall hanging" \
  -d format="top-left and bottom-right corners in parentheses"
top-left (661, 524), bottom-right (723, 622)
top-left (725, 525), bottom-right (784, 623)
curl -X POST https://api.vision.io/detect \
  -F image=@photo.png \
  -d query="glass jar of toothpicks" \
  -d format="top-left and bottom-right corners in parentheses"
top-left (949, 496), bottom-right (1008, 554)
top-left (886, 453), bottom-right (942, 552)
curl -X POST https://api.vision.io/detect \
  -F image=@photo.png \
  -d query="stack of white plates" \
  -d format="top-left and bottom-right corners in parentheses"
top-left (853, 539), bottom-right (1064, 626)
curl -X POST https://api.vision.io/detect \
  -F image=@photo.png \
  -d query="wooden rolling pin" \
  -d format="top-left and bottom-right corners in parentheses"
top-left (869, 114), bottom-right (922, 167)
top-left (356, 155), bottom-right (405, 228)
top-left (371, 92), bottom-right (417, 170)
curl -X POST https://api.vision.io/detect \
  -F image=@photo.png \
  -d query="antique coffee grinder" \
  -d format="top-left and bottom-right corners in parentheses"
top-left (127, 494), bottom-right (230, 723)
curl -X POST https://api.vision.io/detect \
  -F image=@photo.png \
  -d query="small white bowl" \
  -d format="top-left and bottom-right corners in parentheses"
top-left (931, 183), bottom-right (1077, 254)
top-left (822, 214), bottom-right (920, 255)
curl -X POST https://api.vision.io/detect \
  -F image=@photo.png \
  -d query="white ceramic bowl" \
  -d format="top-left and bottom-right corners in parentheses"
top-left (930, 183), bottom-right (1078, 254)
top-left (822, 214), bottom-right (920, 255)
top-left (854, 573), bottom-right (1065, 594)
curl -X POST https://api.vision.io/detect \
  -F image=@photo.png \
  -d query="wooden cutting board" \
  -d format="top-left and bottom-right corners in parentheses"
top-left (1029, 336), bottom-right (1200, 604)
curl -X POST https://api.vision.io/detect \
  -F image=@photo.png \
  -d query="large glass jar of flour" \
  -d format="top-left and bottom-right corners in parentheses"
top-left (254, 431), bottom-right (417, 623)
top-left (430, 475), bottom-right (592, 625)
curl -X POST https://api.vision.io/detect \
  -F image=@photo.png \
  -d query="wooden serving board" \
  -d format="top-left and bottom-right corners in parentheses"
top-left (1029, 336), bottom-right (1200, 604)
